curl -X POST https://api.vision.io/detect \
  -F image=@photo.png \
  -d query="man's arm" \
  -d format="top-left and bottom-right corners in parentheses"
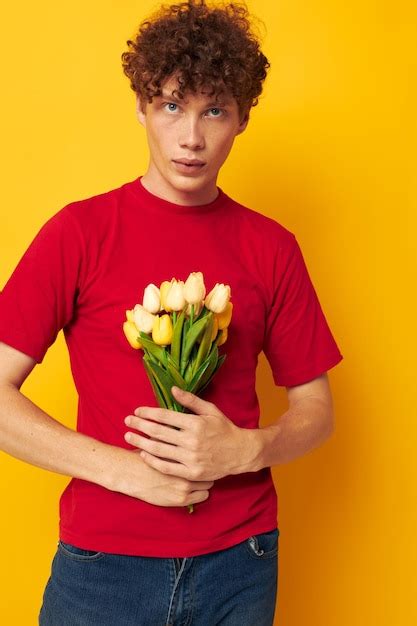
top-left (252, 372), bottom-right (335, 469)
top-left (0, 340), bottom-right (217, 511)
top-left (0, 340), bottom-right (130, 491)
top-left (123, 376), bottom-right (335, 479)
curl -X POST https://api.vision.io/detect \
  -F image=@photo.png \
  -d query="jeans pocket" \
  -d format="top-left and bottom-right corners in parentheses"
top-left (58, 540), bottom-right (106, 561)
top-left (245, 528), bottom-right (279, 560)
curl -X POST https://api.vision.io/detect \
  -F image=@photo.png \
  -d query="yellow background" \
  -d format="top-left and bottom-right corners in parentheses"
top-left (1, 1), bottom-right (415, 624)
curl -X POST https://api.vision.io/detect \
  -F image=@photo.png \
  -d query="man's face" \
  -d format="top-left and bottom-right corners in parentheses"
top-left (136, 73), bottom-right (249, 202)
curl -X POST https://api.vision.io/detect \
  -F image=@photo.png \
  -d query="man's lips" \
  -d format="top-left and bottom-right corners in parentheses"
top-left (173, 158), bottom-right (206, 166)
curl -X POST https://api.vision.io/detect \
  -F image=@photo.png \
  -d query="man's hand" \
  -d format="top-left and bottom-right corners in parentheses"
top-left (123, 386), bottom-right (263, 481)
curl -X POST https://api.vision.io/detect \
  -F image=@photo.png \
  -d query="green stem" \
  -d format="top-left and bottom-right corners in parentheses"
top-left (176, 403), bottom-right (193, 513)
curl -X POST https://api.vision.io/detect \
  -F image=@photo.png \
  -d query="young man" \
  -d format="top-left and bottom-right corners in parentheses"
top-left (0, 1), bottom-right (343, 624)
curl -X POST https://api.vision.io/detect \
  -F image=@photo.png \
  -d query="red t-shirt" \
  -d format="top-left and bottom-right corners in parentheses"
top-left (0, 176), bottom-right (343, 557)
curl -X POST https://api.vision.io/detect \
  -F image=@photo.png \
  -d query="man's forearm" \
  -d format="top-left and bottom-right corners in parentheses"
top-left (0, 383), bottom-right (127, 491)
top-left (240, 397), bottom-right (334, 472)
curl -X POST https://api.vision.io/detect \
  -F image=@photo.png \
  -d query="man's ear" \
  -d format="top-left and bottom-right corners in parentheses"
top-left (136, 95), bottom-right (146, 126)
top-left (236, 109), bottom-right (250, 135)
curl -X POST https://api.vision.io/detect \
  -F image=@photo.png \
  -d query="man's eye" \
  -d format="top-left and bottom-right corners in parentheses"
top-left (208, 108), bottom-right (223, 117)
top-left (164, 102), bottom-right (178, 112)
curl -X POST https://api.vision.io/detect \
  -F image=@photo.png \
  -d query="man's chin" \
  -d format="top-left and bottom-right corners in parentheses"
top-left (169, 171), bottom-right (208, 189)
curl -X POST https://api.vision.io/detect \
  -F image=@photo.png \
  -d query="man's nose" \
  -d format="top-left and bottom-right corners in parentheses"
top-left (179, 116), bottom-right (205, 150)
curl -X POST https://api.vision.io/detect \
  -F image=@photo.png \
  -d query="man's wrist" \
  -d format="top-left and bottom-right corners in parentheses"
top-left (230, 426), bottom-right (268, 474)
top-left (84, 439), bottom-right (133, 493)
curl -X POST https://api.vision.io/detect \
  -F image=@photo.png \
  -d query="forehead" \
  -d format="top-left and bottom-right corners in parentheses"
top-left (158, 74), bottom-right (235, 107)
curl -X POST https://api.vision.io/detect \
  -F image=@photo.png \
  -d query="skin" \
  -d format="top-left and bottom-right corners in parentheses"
top-left (0, 72), bottom-right (335, 502)
top-left (135, 72), bottom-right (250, 206)
top-left (123, 76), bottom-right (336, 481)
top-left (124, 376), bottom-right (334, 481)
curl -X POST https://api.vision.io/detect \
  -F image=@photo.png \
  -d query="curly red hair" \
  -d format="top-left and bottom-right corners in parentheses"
top-left (121, 0), bottom-right (270, 120)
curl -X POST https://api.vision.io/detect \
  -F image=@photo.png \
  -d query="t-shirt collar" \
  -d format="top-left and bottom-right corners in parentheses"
top-left (128, 175), bottom-right (228, 216)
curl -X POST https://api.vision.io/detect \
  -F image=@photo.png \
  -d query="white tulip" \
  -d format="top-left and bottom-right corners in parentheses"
top-left (184, 271), bottom-right (206, 304)
top-left (204, 283), bottom-right (231, 314)
top-left (133, 304), bottom-right (156, 334)
top-left (166, 279), bottom-right (186, 311)
top-left (143, 283), bottom-right (160, 313)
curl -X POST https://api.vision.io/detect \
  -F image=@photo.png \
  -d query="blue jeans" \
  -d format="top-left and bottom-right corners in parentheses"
top-left (39, 527), bottom-right (279, 625)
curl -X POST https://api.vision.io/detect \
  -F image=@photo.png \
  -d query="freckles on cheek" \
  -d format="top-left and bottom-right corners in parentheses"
top-left (215, 141), bottom-right (233, 166)
top-left (150, 121), bottom-right (175, 151)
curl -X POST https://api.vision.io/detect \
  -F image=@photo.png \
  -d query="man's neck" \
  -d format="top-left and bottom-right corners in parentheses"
top-left (140, 167), bottom-right (219, 206)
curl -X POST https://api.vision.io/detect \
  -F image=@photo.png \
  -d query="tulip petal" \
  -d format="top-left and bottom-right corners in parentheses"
top-left (123, 320), bottom-right (142, 349)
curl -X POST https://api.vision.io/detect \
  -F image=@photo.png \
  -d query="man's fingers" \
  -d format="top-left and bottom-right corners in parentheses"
top-left (193, 480), bottom-right (214, 489)
top-left (171, 386), bottom-right (216, 415)
top-left (127, 432), bottom-right (185, 461)
top-left (133, 406), bottom-right (189, 429)
top-left (127, 415), bottom-right (183, 444)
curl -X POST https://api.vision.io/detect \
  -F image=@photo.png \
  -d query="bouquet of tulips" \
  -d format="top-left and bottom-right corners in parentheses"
top-left (122, 271), bottom-right (233, 512)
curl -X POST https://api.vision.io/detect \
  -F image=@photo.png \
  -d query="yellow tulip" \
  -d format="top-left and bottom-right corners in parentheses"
top-left (216, 301), bottom-right (233, 330)
top-left (123, 320), bottom-right (142, 349)
top-left (126, 309), bottom-right (134, 323)
top-left (211, 316), bottom-right (219, 342)
top-left (160, 279), bottom-right (174, 312)
top-left (218, 326), bottom-right (228, 346)
top-left (152, 314), bottom-right (173, 346)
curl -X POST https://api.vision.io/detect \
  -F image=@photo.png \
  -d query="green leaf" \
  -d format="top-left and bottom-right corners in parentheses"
top-left (166, 351), bottom-right (174, 369)
top-left (146, 360), bottom-right (175, 410)
top-left (188, 357), bottom-right (214, 394)
top-left (183, 353), bottom-right (197, 385)
top-left (143, 346), bottom-right (159, 365)
top-left (194, 305), bottom-right (210, 320)
top-left (143, 357), bottom-right (168, 408)
top-left (198, 353), bottom-right (227, 395)
top-left (180, 315), bottom-right (210, 373)
top-left (194, 312), bottom-right (214, 373)
top-left (194, 345), bottom-right (219, 393)
top-left (166, 361), bottom-right (187, 389)
top-left (214, 352), bottom-right (227, 373)
top-left (170, 309), bottom-right (185, 368)
top-left (180, 317), bottom-right (189, 368)
top-left (139, 331), bottom-right (167, 364)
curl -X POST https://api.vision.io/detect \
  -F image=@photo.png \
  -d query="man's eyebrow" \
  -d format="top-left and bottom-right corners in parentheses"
top-left (159, 90), bottom-right (232, 106)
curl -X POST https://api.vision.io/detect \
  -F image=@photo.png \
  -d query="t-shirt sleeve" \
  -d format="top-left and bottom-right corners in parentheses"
top-left (0, 207), bottom-right (84, 364)
top-left (262, 232), bottom-right (343, 387)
